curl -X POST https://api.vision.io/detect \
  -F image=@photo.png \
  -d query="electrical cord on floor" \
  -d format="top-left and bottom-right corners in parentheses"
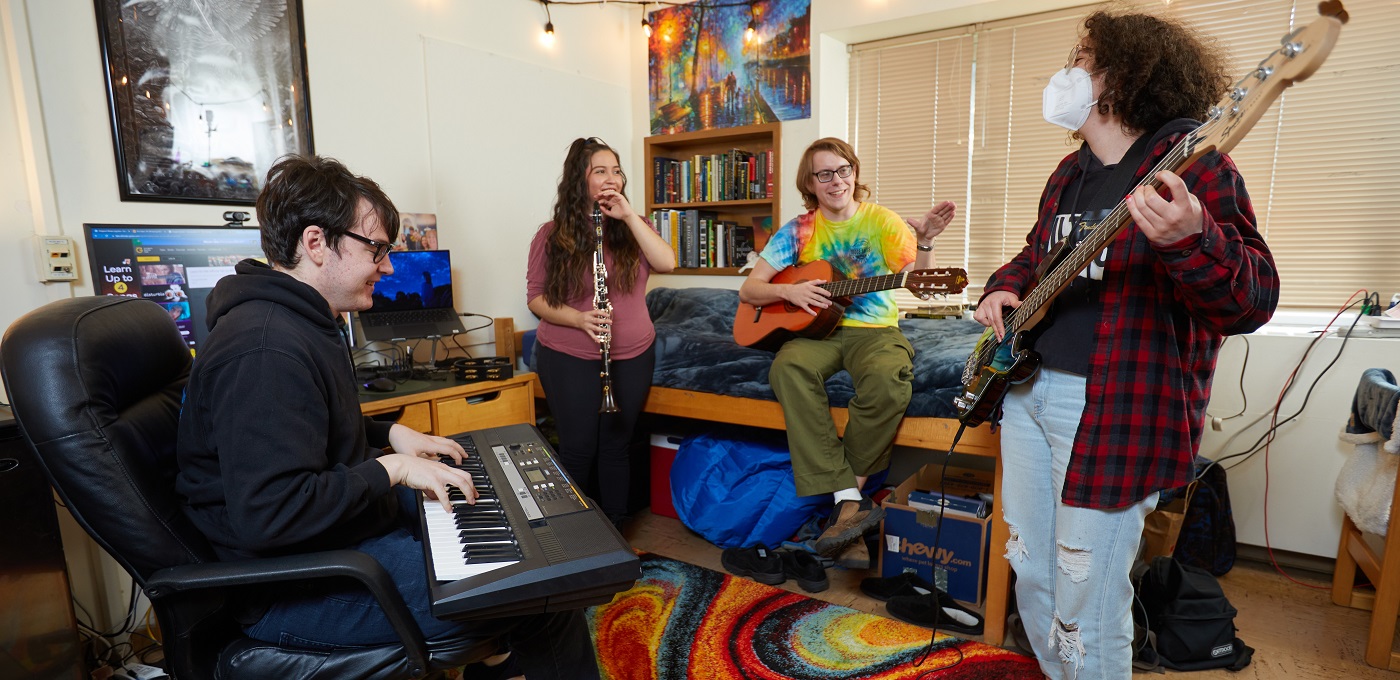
top-left (913, 422), bottom-right (967, 677)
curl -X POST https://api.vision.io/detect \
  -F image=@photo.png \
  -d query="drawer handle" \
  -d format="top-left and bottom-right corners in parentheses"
top-left (0, 458), bottom-right (18, 474)
top-left (464, 393), bottom-right (501, 405)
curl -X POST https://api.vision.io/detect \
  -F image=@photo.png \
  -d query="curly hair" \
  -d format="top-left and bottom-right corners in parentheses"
top-left (542, 138), bottom-right (641, 307)
top-left (1079, 9), bottom-right (1231, 137)
top-left (256, 155), bottom-right (399, 269)
top-left (795, 137), bottom-right (870, 212)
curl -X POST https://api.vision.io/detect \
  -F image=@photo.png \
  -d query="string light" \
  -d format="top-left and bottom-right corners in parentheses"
top-left (526, 0), bottom-right (763, 41)
top-left (540, 0), bottom-right (556, 44)
top-left (745, 1), bottom-right (757, 43)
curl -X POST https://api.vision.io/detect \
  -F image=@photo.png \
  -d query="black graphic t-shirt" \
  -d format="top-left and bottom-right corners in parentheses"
top-left (1034, 153), bottom-right (1116, 377)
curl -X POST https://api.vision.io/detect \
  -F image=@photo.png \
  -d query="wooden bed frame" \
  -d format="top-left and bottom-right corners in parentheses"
top-left (505, 322), bottom-right (1010, 645)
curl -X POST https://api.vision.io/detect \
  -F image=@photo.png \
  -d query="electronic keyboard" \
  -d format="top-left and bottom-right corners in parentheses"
top-left (419, 422), bottom-right (640, 620)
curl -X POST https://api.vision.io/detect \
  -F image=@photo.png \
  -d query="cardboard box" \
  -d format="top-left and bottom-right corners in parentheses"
top-left (649, 434), bottom-right (683, 519)
top-left (879, 463), bottom-right (993, 607)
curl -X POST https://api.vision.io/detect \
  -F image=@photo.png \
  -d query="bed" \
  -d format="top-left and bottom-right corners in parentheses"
top-left (507, 287), bottom-right (1008, 643)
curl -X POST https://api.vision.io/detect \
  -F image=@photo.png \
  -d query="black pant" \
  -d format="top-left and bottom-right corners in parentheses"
top-left (535, 342), bottom-right (655, 519)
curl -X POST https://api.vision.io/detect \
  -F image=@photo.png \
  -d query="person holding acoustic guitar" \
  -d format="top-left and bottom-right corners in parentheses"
top-left (738, 137), bottom-right (954, 569)
top-left (970, 9), bottom-right (1279, 678)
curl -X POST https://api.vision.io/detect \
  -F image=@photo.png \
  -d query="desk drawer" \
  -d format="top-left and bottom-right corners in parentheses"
top-left (364, 401), bottom-right (433, 434)
top-left (436, 384), bottom-right (532, 434)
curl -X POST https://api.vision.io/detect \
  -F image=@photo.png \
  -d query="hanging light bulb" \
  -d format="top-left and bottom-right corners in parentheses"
top-left (745, 18), bottom-right (757, 43)
top-left (540, 1), bottom-right (555, 45)
top-left (641, 3), bottom-right (652, 38)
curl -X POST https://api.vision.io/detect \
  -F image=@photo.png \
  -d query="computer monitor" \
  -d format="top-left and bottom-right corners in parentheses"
top-left (84, 224), bottom-right (265, 354)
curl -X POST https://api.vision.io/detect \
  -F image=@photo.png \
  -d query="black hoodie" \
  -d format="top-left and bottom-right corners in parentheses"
top-left (175, 259), bottom-right (398, 561)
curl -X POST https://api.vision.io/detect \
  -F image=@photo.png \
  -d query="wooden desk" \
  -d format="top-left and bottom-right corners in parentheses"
top-left (359, 373), bottom-right (537, 435)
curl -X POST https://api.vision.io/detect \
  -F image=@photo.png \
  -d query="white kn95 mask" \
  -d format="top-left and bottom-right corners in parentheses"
top-left (1042, 67), bottom-right (1098, 131)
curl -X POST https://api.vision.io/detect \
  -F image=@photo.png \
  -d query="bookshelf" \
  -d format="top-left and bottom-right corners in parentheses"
top-left (644, 122), bottom-right (780, 276)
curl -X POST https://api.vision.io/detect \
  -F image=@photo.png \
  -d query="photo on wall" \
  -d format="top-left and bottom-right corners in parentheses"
top-left (647, 0), bottom-right (811, 134)
top-left (393, 213), bottom-right (439, 251)
top-left (93, 0), bottom-right (314, 205)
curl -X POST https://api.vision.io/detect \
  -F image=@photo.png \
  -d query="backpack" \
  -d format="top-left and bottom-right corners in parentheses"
top-left (1132, 556), bottom-right (1253, 672)
top-left (1173, 457), bottom-right (1236, 576)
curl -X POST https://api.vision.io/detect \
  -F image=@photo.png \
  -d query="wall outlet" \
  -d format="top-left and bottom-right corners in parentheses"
top-left (34, 234), bottom-right (78, 282)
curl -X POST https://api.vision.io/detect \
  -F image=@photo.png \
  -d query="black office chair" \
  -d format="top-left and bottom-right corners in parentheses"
top-left (0, 296), bottom-right (495, 679)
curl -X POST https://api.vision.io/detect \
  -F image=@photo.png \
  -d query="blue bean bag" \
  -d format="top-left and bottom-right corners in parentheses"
top-left (670, 432), bottom-right (827, 549)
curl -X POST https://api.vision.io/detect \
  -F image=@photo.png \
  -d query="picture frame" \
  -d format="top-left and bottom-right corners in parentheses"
top-left (93, 0), bottom-right (314, 205)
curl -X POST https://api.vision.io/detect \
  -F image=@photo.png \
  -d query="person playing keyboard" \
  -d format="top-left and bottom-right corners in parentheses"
top-left (174, 154), bottom-right (600, 679)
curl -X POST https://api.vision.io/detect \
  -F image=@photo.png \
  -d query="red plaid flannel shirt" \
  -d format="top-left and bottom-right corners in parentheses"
top-left (982, 130), bottom-right (1279, 509)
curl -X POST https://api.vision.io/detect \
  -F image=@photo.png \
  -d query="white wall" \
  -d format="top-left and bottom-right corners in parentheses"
top-left (1, 0), bottom-right (639, 628)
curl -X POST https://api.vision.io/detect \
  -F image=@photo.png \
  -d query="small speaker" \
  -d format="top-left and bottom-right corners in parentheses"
top-left (452, 356), bottom-right (513, 383)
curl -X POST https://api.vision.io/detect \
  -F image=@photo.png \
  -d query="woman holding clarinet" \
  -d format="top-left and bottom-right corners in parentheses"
top-left (527, 137), bottom-right (676, 531)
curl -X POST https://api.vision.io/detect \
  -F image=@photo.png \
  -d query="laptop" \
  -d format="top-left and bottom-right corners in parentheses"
top-left (357, 249), bottom-right (467, 342)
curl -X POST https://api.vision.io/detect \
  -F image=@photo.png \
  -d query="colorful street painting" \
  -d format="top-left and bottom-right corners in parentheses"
top-left (648, 0), bottom-right (811, 134)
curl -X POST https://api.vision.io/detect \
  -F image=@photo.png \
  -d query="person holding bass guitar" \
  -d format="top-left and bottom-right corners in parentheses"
top-left (970, 9), bottom-right (1282, 678)
top-left (738, 137), bottom-right (954, 569)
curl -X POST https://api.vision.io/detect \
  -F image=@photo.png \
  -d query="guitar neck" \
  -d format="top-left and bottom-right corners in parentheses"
top-left (822, 272), bottom-right (907, 298)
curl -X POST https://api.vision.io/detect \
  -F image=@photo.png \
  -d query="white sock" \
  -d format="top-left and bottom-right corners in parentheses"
top-left (833, 488), bottom-right (861, 504)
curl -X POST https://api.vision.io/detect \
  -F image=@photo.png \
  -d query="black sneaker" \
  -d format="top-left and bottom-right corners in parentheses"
top-left (860, 572), bottom-right (936, 602)
top-left (778, 549), bottom-right (829, 593)
top-left (885, 589), bottom-right (985, 636)
top-left (721, 545), bottom-right (785, 585)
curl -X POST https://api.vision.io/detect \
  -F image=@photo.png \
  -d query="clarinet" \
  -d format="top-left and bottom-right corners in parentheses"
top-left (593, 204), bottom-right (620, 413)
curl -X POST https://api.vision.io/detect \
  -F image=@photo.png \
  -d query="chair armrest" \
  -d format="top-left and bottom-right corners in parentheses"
top-left (145, 549), bottom-right (430, 676)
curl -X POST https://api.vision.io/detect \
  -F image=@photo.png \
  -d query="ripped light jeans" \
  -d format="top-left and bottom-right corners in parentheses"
top-left (999, 367), bottom-right (1157, 680)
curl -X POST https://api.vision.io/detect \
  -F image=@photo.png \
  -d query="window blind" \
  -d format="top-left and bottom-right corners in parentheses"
top-left (850, 0), bottom-right (1400, 311)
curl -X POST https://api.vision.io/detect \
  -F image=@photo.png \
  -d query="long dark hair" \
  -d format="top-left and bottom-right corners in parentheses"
top-left (543, 137), bottom-right (641, 306)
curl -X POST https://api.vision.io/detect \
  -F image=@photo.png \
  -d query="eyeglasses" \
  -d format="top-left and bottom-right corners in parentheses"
top-left (1065, 43), bottom-right (1093, 70)
top-left (341, 230), bottom-right (394, 263)
top-left (811, 164), bottom-right (854, 183)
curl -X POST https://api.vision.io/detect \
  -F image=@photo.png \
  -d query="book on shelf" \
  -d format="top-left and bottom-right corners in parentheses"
top-left (652, 149), bottom-right (772, 205)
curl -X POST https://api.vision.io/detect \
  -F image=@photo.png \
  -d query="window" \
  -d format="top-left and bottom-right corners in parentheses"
top-left (850, 0), bottom-right (1400, 310)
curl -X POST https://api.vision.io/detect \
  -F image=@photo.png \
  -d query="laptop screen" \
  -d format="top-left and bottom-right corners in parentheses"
top-left (368, 249), bottom-right (456, 313)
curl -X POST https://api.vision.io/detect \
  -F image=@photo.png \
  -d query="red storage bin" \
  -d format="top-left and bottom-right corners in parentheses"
top-left (649, 434), bottom-right (682, 519)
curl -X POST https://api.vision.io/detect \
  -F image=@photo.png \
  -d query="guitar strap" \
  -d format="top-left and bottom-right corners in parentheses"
top-left (1033, 131), bottom-right (1153, 282)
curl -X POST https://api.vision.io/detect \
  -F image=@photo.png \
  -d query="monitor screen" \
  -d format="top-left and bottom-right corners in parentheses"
top-left (367, 249), bottom-right (456, 313)
top-left (84, 224), bottom-right (265, 354)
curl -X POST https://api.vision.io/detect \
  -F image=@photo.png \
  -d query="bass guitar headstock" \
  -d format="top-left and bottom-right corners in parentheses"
top-left (1180, 1), bottom-right (1345, 167)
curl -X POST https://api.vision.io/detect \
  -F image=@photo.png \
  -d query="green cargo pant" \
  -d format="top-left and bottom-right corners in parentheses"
top-left (768, 325), bottom-right (913, 497)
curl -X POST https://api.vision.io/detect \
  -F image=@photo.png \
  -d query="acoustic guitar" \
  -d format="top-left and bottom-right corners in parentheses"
top-left (954, 1), bottom-right (1348, 427)
top-left (733, 259), bottom-right (968, 351)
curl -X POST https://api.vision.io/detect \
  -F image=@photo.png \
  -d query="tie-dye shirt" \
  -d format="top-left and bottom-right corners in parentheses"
top-left (759, 202), bottom-right (916, 328)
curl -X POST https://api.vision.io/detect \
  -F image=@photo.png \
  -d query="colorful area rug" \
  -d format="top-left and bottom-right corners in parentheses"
top-left (587, 554), bottom-right (1040, 679)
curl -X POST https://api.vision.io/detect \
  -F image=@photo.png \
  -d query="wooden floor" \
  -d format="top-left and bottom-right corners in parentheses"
top-left (622, 509), bottom-right (1399, 679)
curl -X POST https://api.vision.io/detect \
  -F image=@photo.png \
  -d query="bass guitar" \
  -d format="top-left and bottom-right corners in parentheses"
top-left (733, 259), bottom-right (968, 351)
top-left (954, 1), bottom-right (1347, 427)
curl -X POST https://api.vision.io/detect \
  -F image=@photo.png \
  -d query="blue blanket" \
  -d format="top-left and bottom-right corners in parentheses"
top-left (646, 287), bottom-right (984, 419)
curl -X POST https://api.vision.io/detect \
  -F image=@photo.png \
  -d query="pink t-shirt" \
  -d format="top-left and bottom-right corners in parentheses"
top-left (526, 221), bottom-right (655, 361)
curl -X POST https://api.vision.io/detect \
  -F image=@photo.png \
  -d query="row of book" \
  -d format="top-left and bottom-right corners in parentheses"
top-left (651, 209), bottom-right (756, 270)
top-left (652, 148), bottom-right (774, 204)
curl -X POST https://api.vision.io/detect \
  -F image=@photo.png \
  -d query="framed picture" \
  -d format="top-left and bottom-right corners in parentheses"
top-left (93, 0), bottom-right (314, 205)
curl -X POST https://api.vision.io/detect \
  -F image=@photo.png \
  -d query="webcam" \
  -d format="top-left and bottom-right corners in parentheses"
top-left (224, 211), bottom-right (250, 227)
